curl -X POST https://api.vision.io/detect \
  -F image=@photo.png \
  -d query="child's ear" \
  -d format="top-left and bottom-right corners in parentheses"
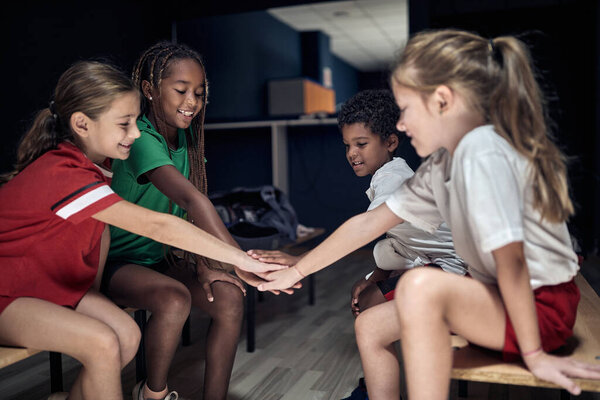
top-left (386, 134), bottom-right (399, 153)
top-left (70, 112), bottom-right (91, 138)
top-left (433, 85), bottom-right (454, 115)
top-left (141, 80), bottom-right (154, 101)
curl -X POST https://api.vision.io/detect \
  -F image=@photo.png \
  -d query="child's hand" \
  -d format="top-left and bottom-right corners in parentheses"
top-left (238, 253), bottom-right (289, 273)
top-left (350, 277), bottom-right (375, 317)
top-left (196, 262), bottom-right (246, 302)
top-left (257, 267), bottom-right (304, 293)
top-left (247, 249), bottom-right (301, 266)
top-left (523, 350), bottom-right (600, 395)
top-left (233, 266), bottom-right (301, 295)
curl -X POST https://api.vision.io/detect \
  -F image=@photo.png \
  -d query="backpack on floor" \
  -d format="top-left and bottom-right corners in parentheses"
top-left (209, 185), bottom-right (299, 251)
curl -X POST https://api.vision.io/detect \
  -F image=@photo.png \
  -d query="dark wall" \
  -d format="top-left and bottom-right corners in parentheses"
top-left (1, 2), bottom-right (171, 174)
top-left (178, 10), bottom-right (368, 234)
top-left (178, 11), bottom-right (303, 121)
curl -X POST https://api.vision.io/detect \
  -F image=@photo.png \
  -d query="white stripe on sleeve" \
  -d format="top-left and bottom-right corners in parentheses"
top-left (55, 185), bottom-right (114, 220)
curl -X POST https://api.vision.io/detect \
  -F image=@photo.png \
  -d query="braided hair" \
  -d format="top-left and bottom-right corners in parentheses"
top-left (132, 40), bottom-right (209, 195)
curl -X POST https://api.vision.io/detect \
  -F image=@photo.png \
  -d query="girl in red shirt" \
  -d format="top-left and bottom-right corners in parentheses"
top-left (0, 60), bottom-right (280, 400)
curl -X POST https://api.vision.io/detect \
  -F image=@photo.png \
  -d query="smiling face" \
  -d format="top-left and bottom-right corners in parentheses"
top-left (146, 58), bottom-right (206, 137)
top-left (392, 83), bottom-right (443, 158)
top-left (82, 91), bottom-right (141, 163)
top-left (342, 123), bottom-right (398, 177)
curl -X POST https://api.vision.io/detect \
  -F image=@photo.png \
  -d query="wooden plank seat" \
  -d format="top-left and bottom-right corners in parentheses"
top-left (450, 272), bottom-right (600, 397)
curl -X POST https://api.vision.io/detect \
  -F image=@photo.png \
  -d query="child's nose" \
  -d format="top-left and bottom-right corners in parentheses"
top-left (397, 119), bottom-right (405, 132)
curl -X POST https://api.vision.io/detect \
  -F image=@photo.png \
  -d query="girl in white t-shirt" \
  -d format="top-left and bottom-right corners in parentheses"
top-left (258, 28), bottom-right (600, 398)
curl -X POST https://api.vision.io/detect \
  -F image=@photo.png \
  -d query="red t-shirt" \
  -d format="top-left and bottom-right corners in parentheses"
top-left (0, 142), bottom-right (122, 313)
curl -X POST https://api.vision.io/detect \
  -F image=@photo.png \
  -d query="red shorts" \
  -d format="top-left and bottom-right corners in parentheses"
top-left (503, 279), bottom-right (580, 361)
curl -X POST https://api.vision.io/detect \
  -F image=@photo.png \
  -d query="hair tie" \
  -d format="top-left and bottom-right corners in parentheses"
top-left (488, 38), bottom-right (503, 67)
top-left (48, 100), bottom-right (58, 121)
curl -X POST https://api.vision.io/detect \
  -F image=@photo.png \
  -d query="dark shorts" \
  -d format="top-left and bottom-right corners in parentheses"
top-left (100, 258), bottom-right (170, 294)
top-left (503, 278), bottom-right (580, 361)
top-left (376, 263), bottom-right (442, 301)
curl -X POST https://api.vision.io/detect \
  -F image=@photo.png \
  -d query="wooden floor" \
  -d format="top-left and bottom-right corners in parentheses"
top-left (2, 248), bottom-right (600, 400)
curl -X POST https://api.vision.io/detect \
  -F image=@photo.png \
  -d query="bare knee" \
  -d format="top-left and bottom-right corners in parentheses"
top-left (118, 317), bottom-right (141, 366)
top-left (395, 268), bottom-right (444, 321)
top-left (79, 325), bottom-right (122, 369)
top-left (355, 308), bottom-right (380, 348)
top-left (149, 283), bottom-right (192, 322)
top-left (208, 281), bottom-right (244, 321)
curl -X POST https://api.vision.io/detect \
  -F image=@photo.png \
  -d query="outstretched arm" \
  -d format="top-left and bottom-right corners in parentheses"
top-left (93, 200), bottom-right (283, 274)
top-left (494, 242), bottom-right (600, 395)
top-left (258, 203), bottom-right (403, 291)
top-left (145, 165), bottom-right (298, 294)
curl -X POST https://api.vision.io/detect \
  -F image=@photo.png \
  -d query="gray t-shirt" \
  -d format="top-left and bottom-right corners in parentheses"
top-left (385, 125), bottom-right (578, 289)
top-left (368, 157), bottom-right (466, 275)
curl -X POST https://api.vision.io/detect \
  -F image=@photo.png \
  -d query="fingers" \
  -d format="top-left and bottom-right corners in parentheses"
top-left (551, 372), bottom-right (581, 396)
top-left (257, 255), bottom-right (289, 265)
top-left (257, 280), bottom-right (284, 292)
top-left (224, 275), bottom-right (247, 296)
top-left (564, 360), bottom-right (600, 380)
top-left (202, 282), bottom-right (214, 302)
top-left (249, 261), bottom-right (289, 273)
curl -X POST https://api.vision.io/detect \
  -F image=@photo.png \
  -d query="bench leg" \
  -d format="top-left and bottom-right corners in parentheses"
top-left (308, 274), bottom-right (316, 305)
top-left (246, 287), bottom-right (256, 353)
top-left (182, 315), bottom-right (191, 346)
top-left (49, 351), bottom-right (63, 392)
top-left (134, 310), bottom-right (147, 383)
top-left (458, 380), bottom-right (468, 398)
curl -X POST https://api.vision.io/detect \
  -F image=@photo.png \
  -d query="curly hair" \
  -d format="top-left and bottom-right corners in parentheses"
top-left (338, 89), bottom-right (404, 142)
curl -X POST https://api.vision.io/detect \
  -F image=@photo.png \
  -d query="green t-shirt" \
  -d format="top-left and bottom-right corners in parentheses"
top-left (108, 115), bottom-right (189, 266)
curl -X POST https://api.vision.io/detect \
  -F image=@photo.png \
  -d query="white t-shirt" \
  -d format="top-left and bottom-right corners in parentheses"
top-left (385, 125), bottom-right (579, 289)
top-left (368, 157), bottom-right (466, 274)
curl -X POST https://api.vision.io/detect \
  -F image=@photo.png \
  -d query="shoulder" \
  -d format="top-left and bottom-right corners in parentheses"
top-left (135, 116), bottom-right (167, 146)
top-left (454, 125), bottom-right (525, 170)
top-left (454, 125), bottom-right (510, 159)
top-left (35, 142), bottom-right (101, 177)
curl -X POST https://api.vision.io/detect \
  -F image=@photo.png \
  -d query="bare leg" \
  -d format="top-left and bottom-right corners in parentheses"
top-left (395, 268), bottom-right (506, 400)
top-left (168, 266), bottom-right (244, 400)
top-left (0, 292), bottom-right (139, 400)
top-left (106, 264), bottom-right (192, 395)
top-left (355, 301), bottom-right (403, 400)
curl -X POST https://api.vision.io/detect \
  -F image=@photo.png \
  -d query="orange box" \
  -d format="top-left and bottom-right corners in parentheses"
top-left (268, 78), bottom-right (335, 116)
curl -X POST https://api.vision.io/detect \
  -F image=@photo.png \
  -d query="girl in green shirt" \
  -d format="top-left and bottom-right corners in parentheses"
top-left (103, 41), bottom-right (294, 400)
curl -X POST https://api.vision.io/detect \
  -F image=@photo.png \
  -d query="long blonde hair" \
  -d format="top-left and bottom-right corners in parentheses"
top-left (392, 29), bottom-right (573, 223)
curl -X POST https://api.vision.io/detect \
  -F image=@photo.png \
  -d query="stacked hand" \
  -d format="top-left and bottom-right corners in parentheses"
top-left (228, 249), bottom-right (302, 295)
top-left (247, 249), bottom-right (302, 266)
top-left (256, 267), bottom-right (304, 292)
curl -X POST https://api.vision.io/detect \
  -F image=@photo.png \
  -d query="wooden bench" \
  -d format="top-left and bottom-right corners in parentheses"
top-left (450, 272), bottom-right (600, 398)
